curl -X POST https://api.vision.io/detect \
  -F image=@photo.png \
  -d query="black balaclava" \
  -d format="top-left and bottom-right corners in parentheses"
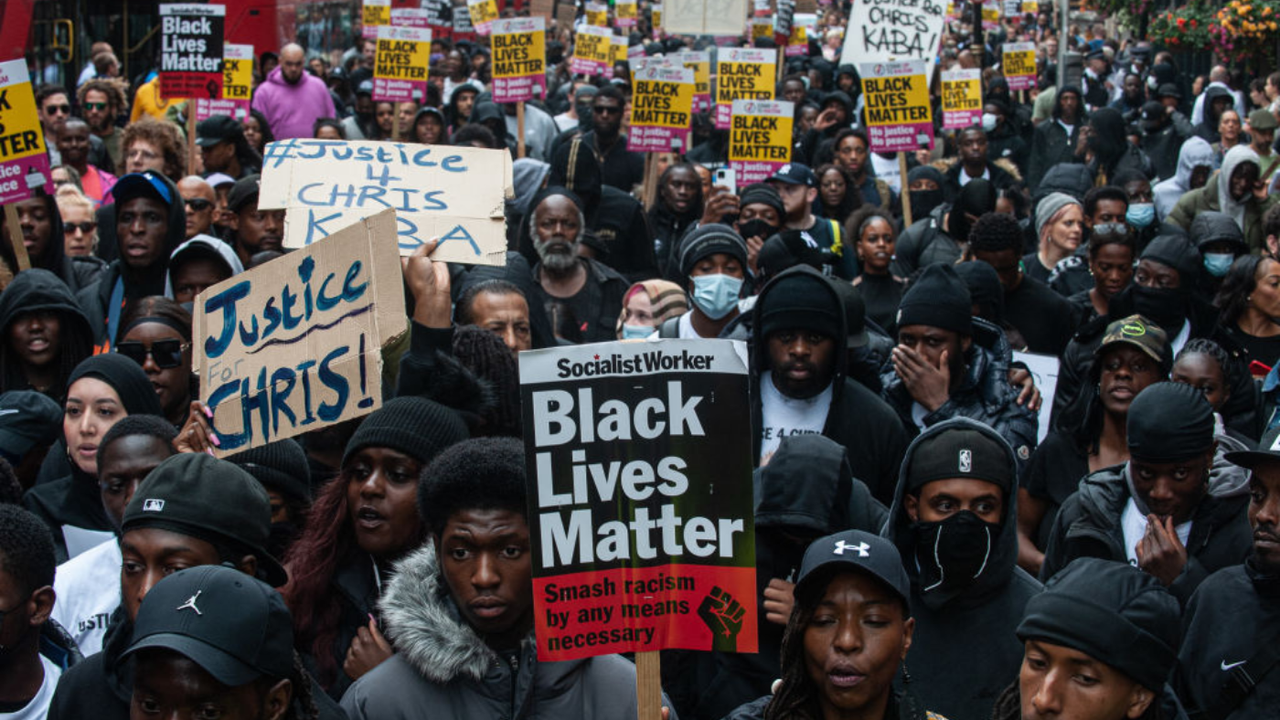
top-left (907, 166), bottom-right (946, 221)
top-left (949, 178), bottom-right (997, 243)
top-left (1087, 107), bottom-right (1127, 175)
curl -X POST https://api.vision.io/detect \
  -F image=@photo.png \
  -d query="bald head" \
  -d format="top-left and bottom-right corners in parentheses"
top-left (1210, 65), bottom-right (1229, 83)
top-left (177, 176), bottom-right (216, 239)
top-left (280, 44), bottom-right (306, 84)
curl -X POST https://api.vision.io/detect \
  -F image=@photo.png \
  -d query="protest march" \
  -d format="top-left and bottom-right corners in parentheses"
top-left (5, 1), bottom-right (1280, 720)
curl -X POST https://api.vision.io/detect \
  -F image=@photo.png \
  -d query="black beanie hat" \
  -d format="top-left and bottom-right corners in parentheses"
top-left (677, 223), bottom-right (749, 279)
top-left (756, 268), bottom-right (842, 341)
top-left (1126, 382), bottom-right (1215, 462)
top-left (68, 354), bottom-right (164, 417)
top-left (905, 418), bottom-right (1016, 494)
top-left (896, 264), bottom-right (973, 336)
top-left (739, 183), bottom-right (785, 219)
top-left (1140, 233), bottom-right (1201, 282)
top-left (229, 439), bottom-right (312, 504)
top-left (342, 397), bottom-right (470, 468)
top-left (955, 261), bottom-right (1005, 324)
top-left (1017, 557), bottom-right (1180, 692)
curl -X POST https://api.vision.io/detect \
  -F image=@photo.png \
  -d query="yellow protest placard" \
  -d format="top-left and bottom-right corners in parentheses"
top-left (586, 2), bottom-right (609, 26)
top-left (0, 59), bottom-right (51, 205)
top-left (628, 65), bottom-right (695, 152)
top-left (941, 68), bottom-right (982, 129)
top-left (373, 25), bottom-right (431, 103)
top-left (653, 4), bottom-right (663, 29)
top-left (1002, 41), bottom-right (1037, 91)
top-left (195, 43), bottom-right (254, 121)
top-left (714, 47), bottom-right (775, 128)
top-left (362, 0), bottom-right (390, 38)
top-left (728, 99), bottom-right (794, 184)
top-left (467, 0), bottom-right (499, 35)
top-left (616, 0), bottom-right (638, 27)
top-left (571, 25), bottom-right (613, 76)
top-left (676, 50), bottom-right (711, 110)
top-left (608, 35), bottom-right (628, 75)
top-left (860, 60), bottom-right (933, 152)
top-left (492, 17), bottom-right (547, 103)
top-left (751, 18), bottom-right (773, 41)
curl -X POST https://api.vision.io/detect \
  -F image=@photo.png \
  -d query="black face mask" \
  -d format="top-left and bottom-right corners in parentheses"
top-left (268, 521), bottom-right (301, 560)
top-left (912, 510), bottom-right (999, 595)
top-left (738, 219), bottom-right (779, 242)
top-left (1130, 284), bottom-right (1188, 334)
top-left (911, 189), bottom-right (944, 222)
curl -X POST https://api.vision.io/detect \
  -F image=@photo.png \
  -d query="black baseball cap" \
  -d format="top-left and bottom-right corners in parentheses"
top-left (124, 565), bottom-right (294, 686)
top-left (1225, 425), bottom-right (1280, 470)
top-left (196, 115), bottom-right (243, 147)
top-left (904, 418), bottom-right (1016, 494)
top-left (767, 162), bottom-right (817, 187)
top-left (0, 390), bottom-right (62, 463)
top-left (122, 453), bottom-right (287, 586)
top-left (794, 530), bottom-right (911, 609)
top-left (227, 174), bottom-right (261, 213)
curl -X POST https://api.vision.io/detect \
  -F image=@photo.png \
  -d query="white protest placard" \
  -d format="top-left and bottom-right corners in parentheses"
top-left (1013, 351), bottom-right (1058, 443)
top-left (663, 0), bottom-right (749, 36)
top-left (841, 0), bottom-right (945, 83)
top-left (194, 209), bottom-right (407, 453)
top-left (259, 139), bottom-right (512, 265)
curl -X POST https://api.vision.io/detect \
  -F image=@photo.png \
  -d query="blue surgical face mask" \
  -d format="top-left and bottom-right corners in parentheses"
top-left (691, 273), bottom-right (743, 320)
top-left (1204, 252), bottom-right (1235, 278)
top-left (981, 113), bottom-right (998, 132)
top-left (1126, 202), bottom-right (1155, 228)
top-left (621, 323), bottom-right (654, 339)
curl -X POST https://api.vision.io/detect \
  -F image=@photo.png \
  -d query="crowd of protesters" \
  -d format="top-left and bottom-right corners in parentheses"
top-left (3, 2), bottom-right (1280, 720)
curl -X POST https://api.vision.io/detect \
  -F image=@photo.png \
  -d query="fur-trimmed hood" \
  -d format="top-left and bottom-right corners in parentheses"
top-left (379, 542), bottom-right (502, 683)
top-left (931, 155), bottom-right (1023, 183)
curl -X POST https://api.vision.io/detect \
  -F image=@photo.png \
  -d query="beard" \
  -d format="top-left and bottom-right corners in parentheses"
top-left (536, 235), bottom-right (580, 274)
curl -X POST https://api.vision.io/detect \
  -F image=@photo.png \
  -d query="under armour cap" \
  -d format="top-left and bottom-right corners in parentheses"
top-left (794, 529), bottom-right (911, 610)
top-left (124, 565), bottom-right (294, 686)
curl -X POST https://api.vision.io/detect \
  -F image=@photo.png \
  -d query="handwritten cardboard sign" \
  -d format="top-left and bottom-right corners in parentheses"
top-left (194, 209), bottom-right (407, 453)
top-left (1002, 41), bottom-right (1037, 91)
top-left (195, 43), bottom-right (252, 122)
top-left (729, 99), bottom-right (793, 184)
top-left (521, 339), bottom-right (757, 662)
top-left (159, 3), bottom-right (225, 100)
top-left (373, 26), bottom-right (431, 103)
top-left (941, 68), bottom-right (982, 129)
top-left (628, 65), bottom-right (695, 153)
top-left (861, 60), bottom-right (933, 153)
top-left (841, 0), bottom-right (944, 78)
top-left (663, 0), bottom-right (749, 36)
top-left (571, 25), bottom-right (613, 77)
top-left (714, 47), bottom-right (775, 129)
top-left (492, 17), bottom-right (546, 103)
top-left (0, 59), bottom-right (52, 205)
top-left (259, 139), bottom-right (512, 265)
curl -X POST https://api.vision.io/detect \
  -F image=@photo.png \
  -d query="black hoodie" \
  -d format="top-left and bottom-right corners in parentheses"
top-left (882, 417), bottom-right (1043, 720)
top-left (0, 193), bottom-right (106, 293)
top-left (662, 434), bottom-right (888, 720)
top-left (75, 172), bottom-right (187, 351)
top-left (1027, 85), bottom-right (1085, 189)
top-left (0, 268), bottom-right (94, 400)
top-left (749, 265), bottom-right (908, 503)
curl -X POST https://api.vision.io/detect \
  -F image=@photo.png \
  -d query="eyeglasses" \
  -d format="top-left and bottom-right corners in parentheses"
top-left (593, 105), bottom-right (622, 116)
top-left (116, 339), bottom-right (189, 369)
top-left (184, 198), bottom-right (214, 212)
top-left (44, 104), bottom-right (71, 115)
top-left (65, 221), bottom-right (97, 234)
top-left (127, 148), bottom-right (159, 160)
top-left (83, 102), bottom-right (108, 111)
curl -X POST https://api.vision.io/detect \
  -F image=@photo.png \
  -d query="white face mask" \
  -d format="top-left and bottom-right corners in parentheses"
top-left (981, 113), bottom-right (998, 132)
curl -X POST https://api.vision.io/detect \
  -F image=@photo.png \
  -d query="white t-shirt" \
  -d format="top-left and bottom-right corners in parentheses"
top-left (1121, 497), bottom-right (1192, 567)
top-left (0, 655), bottom-right (61, 720)
top-left (759, 371), bottom-right (833, 463)
top-left (51, 538), bottom-right (121, 657)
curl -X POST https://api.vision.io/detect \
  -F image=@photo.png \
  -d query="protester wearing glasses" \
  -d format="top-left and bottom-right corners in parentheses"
top-left (113, 297), bottom-right (193, 428)
top-left (55, 186), bottom-right (100, 258)
top-left (175, 176), bottom-right (218, 241)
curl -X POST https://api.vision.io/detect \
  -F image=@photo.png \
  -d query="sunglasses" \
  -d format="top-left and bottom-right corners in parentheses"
top-left (44, 104), bottom-right (71, 115)
top-left (184, 198), bottom-right (214, 212)
top-left (83, 101), bottom-right (108, 111)
top-left (116, 339), bottom-right (189, 369)
top-left (65, 221), bottom-right (97, 234)
top-left (593, 105), bottom-right (622, 115)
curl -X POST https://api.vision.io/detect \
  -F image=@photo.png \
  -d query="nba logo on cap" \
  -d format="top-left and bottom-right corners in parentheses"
top-left (958, 449), bottom-right (972, 473)
top-left (143, 499), bottom-right (165, 512)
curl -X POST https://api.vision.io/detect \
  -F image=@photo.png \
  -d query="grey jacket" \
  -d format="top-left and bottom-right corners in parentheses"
top-left (340, 543), bottom-right (670, 720)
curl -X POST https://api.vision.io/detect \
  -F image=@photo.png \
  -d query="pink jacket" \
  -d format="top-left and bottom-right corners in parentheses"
top-left (251, 66), bottom-right (336, 140)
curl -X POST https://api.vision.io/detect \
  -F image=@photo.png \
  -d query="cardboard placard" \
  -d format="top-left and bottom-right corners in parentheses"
top-left (941, 68), bottom-right (982, 129)
top-left (675, 51), bottom-right (716, 112)
top-left (729, 99), bottom-right (793, 184)
top-left (362, 0), bottom-right (391, 39)
top-left (714, 48), bottom-right (775, 129)
top-left (841, 0), bottom-right (944, 77)
top-left (390, 7), bottom-right (432, 28)
top-left (586, 2), bottom-right (610, 26)
top-left (616, 0), bottom-right (638, 28)
top-left (373, 26), bottom-right (431, 104)
top-left (467, 0), bottom-right (499, 36)
top-left (663, 0), bottom-right (749, 36)
top-left (258, 139), bottom-right (512, 265)
top-left (860, 60), bottom-right (932, 153)
top-left (195, 43), bottom-right (252, 122)
top-left (159, 4), bottom-right (225, 100)
top-left (1003, 41), bottom-right (1037, 91)
top-left (0, 60), bottom-right (52, 205)
top-left (492, 17), bottom-right (547, 103)
top-left (194, 209), bottom-right (407, 454)
top-left (521, 339), bottom-right (757, 662)
top-left (628, 65), bottom-right (695, 153)
top-left (571, 25), bottom-right (613, 77)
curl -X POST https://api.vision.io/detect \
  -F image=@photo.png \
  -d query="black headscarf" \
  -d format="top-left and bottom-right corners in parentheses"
top-left (66, 353), bottom-right (164, 417)
top-left (949, 179), bottom-right (997, 243)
